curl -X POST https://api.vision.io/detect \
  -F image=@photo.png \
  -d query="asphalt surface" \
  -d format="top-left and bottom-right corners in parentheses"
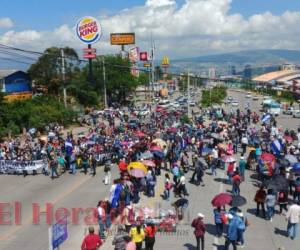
top-left (0, 89), bottom-right (299, 250)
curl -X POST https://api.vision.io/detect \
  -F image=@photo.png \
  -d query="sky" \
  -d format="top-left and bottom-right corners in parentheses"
top-left (0, 0), bottom-right (300, 64)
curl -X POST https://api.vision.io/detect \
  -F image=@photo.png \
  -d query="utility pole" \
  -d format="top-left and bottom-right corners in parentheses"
top-left (151, 37), bottom-right (155, 100)
top-left (187, 69), bottom-right (191, 118)
top-left (61, 49), bottom-right (67, 107)
top-left (102, 57), bottom-right (108, 108)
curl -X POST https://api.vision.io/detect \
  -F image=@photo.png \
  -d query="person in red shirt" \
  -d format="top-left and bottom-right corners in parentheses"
top-left (232, 171), bottom-right (241, 196)
top-left (144, 221), bottom-right (158, 250)
top-left (81, 226), bottom-right (103, 250)
top-left (191, 213), bottom-right (206, 250)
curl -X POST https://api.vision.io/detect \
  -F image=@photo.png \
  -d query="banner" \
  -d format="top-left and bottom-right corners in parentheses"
top-left (0, 160), bottom-right (48, 173)
top-left (129, 47), bottom-right (139, 63)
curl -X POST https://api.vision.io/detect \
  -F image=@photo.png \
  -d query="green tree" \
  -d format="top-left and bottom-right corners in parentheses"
top-left (91, 55), bottom-right (139, 104)
top-left (28, 47), bottom-right (79, 94)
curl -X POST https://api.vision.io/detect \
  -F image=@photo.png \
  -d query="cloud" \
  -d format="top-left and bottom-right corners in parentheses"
top-left (1, 0), bottom-right (300, 59)
top-left (0, 17), bottom-right (13, 29)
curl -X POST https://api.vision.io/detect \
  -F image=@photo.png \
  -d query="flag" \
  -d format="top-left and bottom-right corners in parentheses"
top-left (261, 113), bottom-right (271, 123)
top-left (271, 139), bottom-right (283, 156)
top-left (65, 140), bottom-right (73, 156)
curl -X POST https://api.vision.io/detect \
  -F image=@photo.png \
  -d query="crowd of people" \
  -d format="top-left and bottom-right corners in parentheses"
top-left (79, 102), bottom-right (300, 250)
top-left (1, 96), bottom-right (299, 250)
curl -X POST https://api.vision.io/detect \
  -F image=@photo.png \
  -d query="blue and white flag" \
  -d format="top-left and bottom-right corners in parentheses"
top-left (271, 139), bottom-right (283, 156)
top-left (65, 140), bottom-right (73, 156)
top-left (261, 113), bottom-right (271, 123)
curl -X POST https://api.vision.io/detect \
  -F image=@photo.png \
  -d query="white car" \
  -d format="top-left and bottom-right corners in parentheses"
top-left (246, 93), bottom-right (251, 98)
top-left (231, 101), bottom-right (239, 107)
top-left (252, 96), bottom-right (259, 101)
top-left (293, 110), bottom-right (300, 118)
top-left (171, 102), bottom-right (180, 108)
top-left (158, 100), bottom-right (170, 108)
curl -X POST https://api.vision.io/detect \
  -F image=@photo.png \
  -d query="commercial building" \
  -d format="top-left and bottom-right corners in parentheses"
top-left (0, 70), bottom-right (32, 101)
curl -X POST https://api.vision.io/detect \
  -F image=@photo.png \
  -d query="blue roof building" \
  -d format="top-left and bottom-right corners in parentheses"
top-left (0, 70), bottom-right (31, 93)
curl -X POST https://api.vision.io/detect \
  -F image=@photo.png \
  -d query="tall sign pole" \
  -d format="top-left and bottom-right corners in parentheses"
top-left (151, 38), bottom-right (155, 100)
top-left (76, 16), bottom-right (102, 85)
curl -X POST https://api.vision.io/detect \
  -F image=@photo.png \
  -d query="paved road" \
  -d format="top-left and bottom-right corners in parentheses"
top-left (0, 89), bottom-right (299, 250)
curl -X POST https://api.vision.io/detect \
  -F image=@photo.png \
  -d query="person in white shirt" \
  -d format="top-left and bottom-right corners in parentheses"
top-left (286, 202), bottom-right (300, 240)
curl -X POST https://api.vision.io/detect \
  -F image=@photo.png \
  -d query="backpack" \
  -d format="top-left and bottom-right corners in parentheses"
top-left (296, 185), bottom-right (300, 193)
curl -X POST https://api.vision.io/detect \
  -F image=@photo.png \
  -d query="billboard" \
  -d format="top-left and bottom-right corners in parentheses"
top-left (129, 47), bottom-right (140, 62)
top-left (110, 33), bottom-right (135, 45)
top-left (76, 16), bottom-right (101, 44)
top-left (140, 52), bottom-right (148, 61)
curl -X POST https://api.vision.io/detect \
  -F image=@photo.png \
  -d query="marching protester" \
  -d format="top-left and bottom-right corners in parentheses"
top-left (191, 213), bottom-right (206, 250)
top-left (81, 226), bottom-right (103, 250)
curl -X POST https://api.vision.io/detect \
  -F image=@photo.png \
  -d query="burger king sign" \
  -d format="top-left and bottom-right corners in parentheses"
top-left (76, 16), bottom-right (101, 44)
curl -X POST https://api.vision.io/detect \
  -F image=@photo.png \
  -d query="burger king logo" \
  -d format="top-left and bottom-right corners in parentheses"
top-left (76, 16), bottom-right (101, 44)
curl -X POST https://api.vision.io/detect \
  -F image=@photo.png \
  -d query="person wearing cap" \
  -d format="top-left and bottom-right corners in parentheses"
top-left (191, 213), bottom-right (206, 250)
top-left (224, 213), bottom-right (239, 250)
top-left (81, 226), bottom-right (103, 250)
top-left (236, 212), bottom-right (248, 248)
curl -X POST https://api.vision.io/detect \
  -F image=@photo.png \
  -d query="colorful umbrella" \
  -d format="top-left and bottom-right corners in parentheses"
top-left (284, 135), bottom-right (293, 143)
top-left (127, 162), bottom-right (147, 173)
top-left (152, 151), bottom-right (165, 159)
top-left (261, 153), bottom-right (275, 162)
top-left (150, 145), bottom-right (163, 152)
top-left (211, 193), bottom-right (232, 207)
top-left (291, 162), bottom-right (300, 174)
top-left (140, 151), bottom-right (153, 160)
top-left (129, 168), bottom-right (147, 178)
top-left (118, 160), bottom-right (127, 171)
top-left (135, 131), bottom-right (146, 138)
top-left (230, 195), bottom-right (247, 207)
top-left (223, 155), bottom-right (236, 163)
top-left (152, 138), bottom-right (167, 149)
top-left (142, 160), bottom-right (156, 167)
top-left (167, 127), bottom-right (177, 133)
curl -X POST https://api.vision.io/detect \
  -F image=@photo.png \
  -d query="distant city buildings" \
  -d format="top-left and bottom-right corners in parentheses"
top-left (208, 67), bottom-right (216, 79)
top-left (243, 65), bottom-right (252, 79)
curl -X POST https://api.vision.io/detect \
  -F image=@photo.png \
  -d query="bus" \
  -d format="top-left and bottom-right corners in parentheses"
top-left (262, 100), bottom-right (281, 116)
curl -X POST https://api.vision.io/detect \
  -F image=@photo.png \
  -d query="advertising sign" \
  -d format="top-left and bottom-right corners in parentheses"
top-left (110, 33), bottom-right (135, 45)
top-left (129, 47), bottom-right (140, 62)
top-left (161, 56), bottom-right (170, 67)
top-left (51, 217), bottom-right (68, 249)
top-left (76, 16), bottom-right (101, 44)
top-left (140, 52), bottom-right (148, 61)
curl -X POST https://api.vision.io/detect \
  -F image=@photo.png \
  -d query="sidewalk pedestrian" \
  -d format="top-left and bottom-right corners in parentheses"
top-left (191, 213), bottom-right (206, 250)
top-left (113, 225), bottom-right (128, 250)
top-left (213, 207), bottom-right (225, 237)
top-left (286, 201), bottom-right (300, 240)
top-left (81, 226), bottom-right (103, 250)
top-left (163, 173), bottom-right (172, 200)
top-left (129, 224), bottom-right (145, 250)
top-left (144, 222), bottom-right (158, 250)
top-left (224, 214), bottom-right (239, 250)
top-left (254, 186), bottom-right (266, 218)
top-left (104, 162), bottom-right (111, 185)
top-left (266, 189), bottom-right (276, 221)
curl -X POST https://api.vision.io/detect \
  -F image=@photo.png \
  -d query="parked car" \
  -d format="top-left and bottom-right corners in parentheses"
top-left (231, 101), bottom-right (239, 107)
top-left (293, 110), bottom-right (300, 118)
top-left (282, 107), bottom-right (294, 115)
